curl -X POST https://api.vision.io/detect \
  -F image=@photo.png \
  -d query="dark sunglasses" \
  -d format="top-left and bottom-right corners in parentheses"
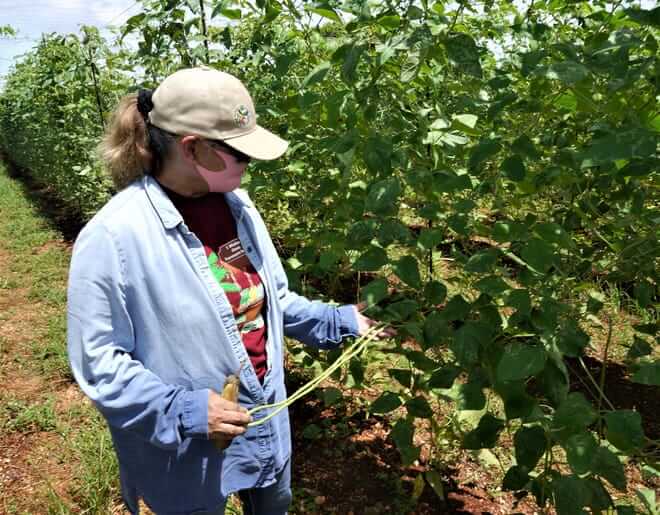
top-left (203, 139), bottom-right (251, 163)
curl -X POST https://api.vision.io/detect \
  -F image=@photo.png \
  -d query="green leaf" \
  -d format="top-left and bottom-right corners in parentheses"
top-left (496, 381), bottom-right (537, 420)
top-left (627, 337), bottom-right (652, 360)
top-left (391, 418), bottom-right (420, 465)
top-left (354, 246), bottom-right (388, 271)
top-left (585, 478), bottom-right (613, 512)
top-left (469, 138), bottom-right (501, 169)
top-left (497, 344), bottom-right (546, 382)
top-left (502, 155), bottom-right (526, 181)
top-left (511, 135), bottom-right (541, 159)
top-left (535, 223), bottom-right (572, 248)
top-left (465, 250), bottom-right (498, 273)
top-left (594, 447), bottom-right (627, 491)
top-left (503, 465), bottom-right (530, 491)
top-left (319, 250), bottom-right (340, 270)
top-left (558, 321), bottom-right (590, 357)
top-left (307, 6), bottom-right (342, 23)
top-left (443, 295), bottom-right (471, 321)
top-left (451, 114), bottom-right (479, 134)
top-left (406, 396), bottom-right (433, 418)
top-left (581, 130), bottom-right (656, 167)
top-left (624, 7), bottom-right (660, 27)
top-left (424, 280), bottom-right (447, 305)
top-left (365, 178), bottom-right (401, 216)
top-left (377, 14), bottom-right (400, 29)
top-left (475, 275), bottom-right (509, 297)
top-left (635, 487), bottom-right (657, 515)
top-left (451, 321), bottom-right (490, 366)
top-left (211, 2), bottom-right (242, 20)
top-left (423, 311), bottom-right (450, 347)
top-left (539, 359), bottom-right (570, 407)
top-left (303, 423), bottom-right (322, 439)
top-left (360, 278), bottom-right (388, 307)
top-left (632, 361), bottom-right (660, 386)
top-left (457, 381), bottom-right (486, 411)
top-left (428, 365), bottom-right (461, 389)
top-left (565, 432), bottom-right (598, 475)
top-left (605, 411), bottom-right (645, 452)
top-left (634, 280), bottom-right (655, 309)
top-left (302, 61), bottom-right (331, 88)
top-left (553, 475), bottom-right (591, 515)
top-left (506, 289), bottom-right (531, 315)
top-left (544, 61), bottom-right (589, 85)
top-left (385, 300), bottom-right (419, 321)
top-left (418, 228), bottom-right (444, 251)
top-left (463, 413), bottom-right (505, 449)
top-left (363, 135), bottom-right (392, 174)
top-left (444, 33), bottom-right (482, 78)
top-left (425, 470), bottom-right (445, 500)
top-left (320, 387), bottom-right (342, 406)
top-left (514, 426), bottom-right (547, 469)
top-left (371, 392), bottom-right (402, 414)
top-left (392, 256), bottom-right (421, 289)
top-left (400, 46), bottom-right (428, 83)
top-left (552, 393), bottom-right (598, 436)
top-left (389, 369), bottom-right (412, 389)
top-left (341, 43), bottom-right (366, 84)
top-left (521, 238), bottom-right (556, 272)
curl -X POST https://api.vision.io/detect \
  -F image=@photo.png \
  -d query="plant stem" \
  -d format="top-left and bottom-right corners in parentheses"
top-left (198, 0), bottom-right (210, 65)
top-left (597, 314), bottom-right (613, 435)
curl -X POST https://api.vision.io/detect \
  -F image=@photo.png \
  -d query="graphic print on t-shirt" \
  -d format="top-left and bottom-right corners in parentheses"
top-left (205, 240), bottom-right (265, 334)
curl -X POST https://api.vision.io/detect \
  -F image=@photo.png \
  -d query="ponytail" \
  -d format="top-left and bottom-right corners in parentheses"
top-left (99, 90), bottom-right (176, 190)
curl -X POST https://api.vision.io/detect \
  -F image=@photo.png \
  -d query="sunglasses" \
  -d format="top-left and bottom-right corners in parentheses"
top-left (203, 139), bottom-right (251, 163)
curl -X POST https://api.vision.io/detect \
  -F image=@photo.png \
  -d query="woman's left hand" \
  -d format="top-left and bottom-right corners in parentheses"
top-left (353, 302), bottom-right (397, 339)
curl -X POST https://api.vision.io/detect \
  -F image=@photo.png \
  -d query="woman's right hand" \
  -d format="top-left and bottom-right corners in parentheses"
top-left (207, 390), bottom-right (252, 446)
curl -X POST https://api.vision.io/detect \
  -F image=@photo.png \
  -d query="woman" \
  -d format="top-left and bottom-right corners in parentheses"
top-left (66, 66), bottom-right (383, 515)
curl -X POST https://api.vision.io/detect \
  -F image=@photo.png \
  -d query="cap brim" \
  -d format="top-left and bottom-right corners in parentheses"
top-left (223, 125), bottom-right (288, 161)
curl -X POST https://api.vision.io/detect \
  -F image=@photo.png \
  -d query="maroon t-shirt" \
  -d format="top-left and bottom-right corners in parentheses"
top-left (161, 184), bottom-right (268, 382)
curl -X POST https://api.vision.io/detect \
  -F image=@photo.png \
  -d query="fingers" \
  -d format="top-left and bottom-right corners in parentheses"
top-left (211, 422), bottom-right (248, 438)
top-left (208, 390), bottom-right (252, 442)
top-left (219, 407), bottom-right (252, 425)
top-left (356, 312), bottom-right (398, 340)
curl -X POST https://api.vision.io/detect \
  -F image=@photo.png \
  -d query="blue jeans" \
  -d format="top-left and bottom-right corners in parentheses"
top-left (237, 459), bottom-right (292, 515)
top-left (133, 459), bottom-right (292, 515)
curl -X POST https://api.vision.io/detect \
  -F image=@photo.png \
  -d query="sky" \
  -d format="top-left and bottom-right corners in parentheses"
top-left (0, 0), bottom-right (656, 88)
top-left (0, 0), bottom-right (141, 87)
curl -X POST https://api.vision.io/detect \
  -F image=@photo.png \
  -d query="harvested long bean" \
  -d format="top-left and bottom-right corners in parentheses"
top-left (246, 323), bottom-right (386, 427)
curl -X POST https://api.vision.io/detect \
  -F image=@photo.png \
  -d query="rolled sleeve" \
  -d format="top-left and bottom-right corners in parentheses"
top-left (181, 389), bottom-right (211, 439)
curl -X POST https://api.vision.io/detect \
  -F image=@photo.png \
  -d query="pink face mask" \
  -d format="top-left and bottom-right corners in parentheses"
top-left (194, 146), bottom-right (249, 193)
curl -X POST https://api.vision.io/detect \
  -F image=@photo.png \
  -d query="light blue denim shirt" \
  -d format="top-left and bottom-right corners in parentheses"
top-left (66, 175), bottom-right (359, 515)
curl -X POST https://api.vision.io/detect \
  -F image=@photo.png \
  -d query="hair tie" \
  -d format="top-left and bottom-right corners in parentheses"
top-left (137, 89), bottom-right (154, 120)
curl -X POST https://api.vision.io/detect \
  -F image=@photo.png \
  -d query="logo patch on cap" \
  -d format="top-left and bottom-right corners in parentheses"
top-left (233, 105), bottom-right (251, 129)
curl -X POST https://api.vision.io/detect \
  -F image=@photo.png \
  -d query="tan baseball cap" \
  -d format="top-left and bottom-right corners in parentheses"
top-left (148, 66), bottom-right (288, 160)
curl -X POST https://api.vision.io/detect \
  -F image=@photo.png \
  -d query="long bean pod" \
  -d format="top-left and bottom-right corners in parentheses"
top-left (247, 324), bottom-right (385, 427)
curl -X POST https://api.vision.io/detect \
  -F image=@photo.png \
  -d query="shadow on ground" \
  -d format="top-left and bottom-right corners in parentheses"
top-left (1, 155), bottom-right (85, 242)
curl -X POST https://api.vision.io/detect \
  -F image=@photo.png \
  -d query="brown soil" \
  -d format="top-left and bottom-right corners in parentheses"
top-left (288, 378), bottom-right (544, 514)
top-left (565, 356), bottom-right (660, 442)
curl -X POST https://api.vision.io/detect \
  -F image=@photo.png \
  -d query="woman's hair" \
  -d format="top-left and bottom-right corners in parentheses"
top-left (98, 90), bottom-right (177, 190)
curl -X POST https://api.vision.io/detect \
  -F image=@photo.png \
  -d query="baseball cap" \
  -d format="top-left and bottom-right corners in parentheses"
top-left (148, 66), bottom-right (288, 161)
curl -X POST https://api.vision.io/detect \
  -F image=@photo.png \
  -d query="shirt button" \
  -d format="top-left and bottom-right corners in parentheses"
top-left (247, 246), bottom-right (253, 252)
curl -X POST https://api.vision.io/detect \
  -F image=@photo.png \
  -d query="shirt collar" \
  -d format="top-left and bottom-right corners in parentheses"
top-left (143, 174), bottom-right (250, 230)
